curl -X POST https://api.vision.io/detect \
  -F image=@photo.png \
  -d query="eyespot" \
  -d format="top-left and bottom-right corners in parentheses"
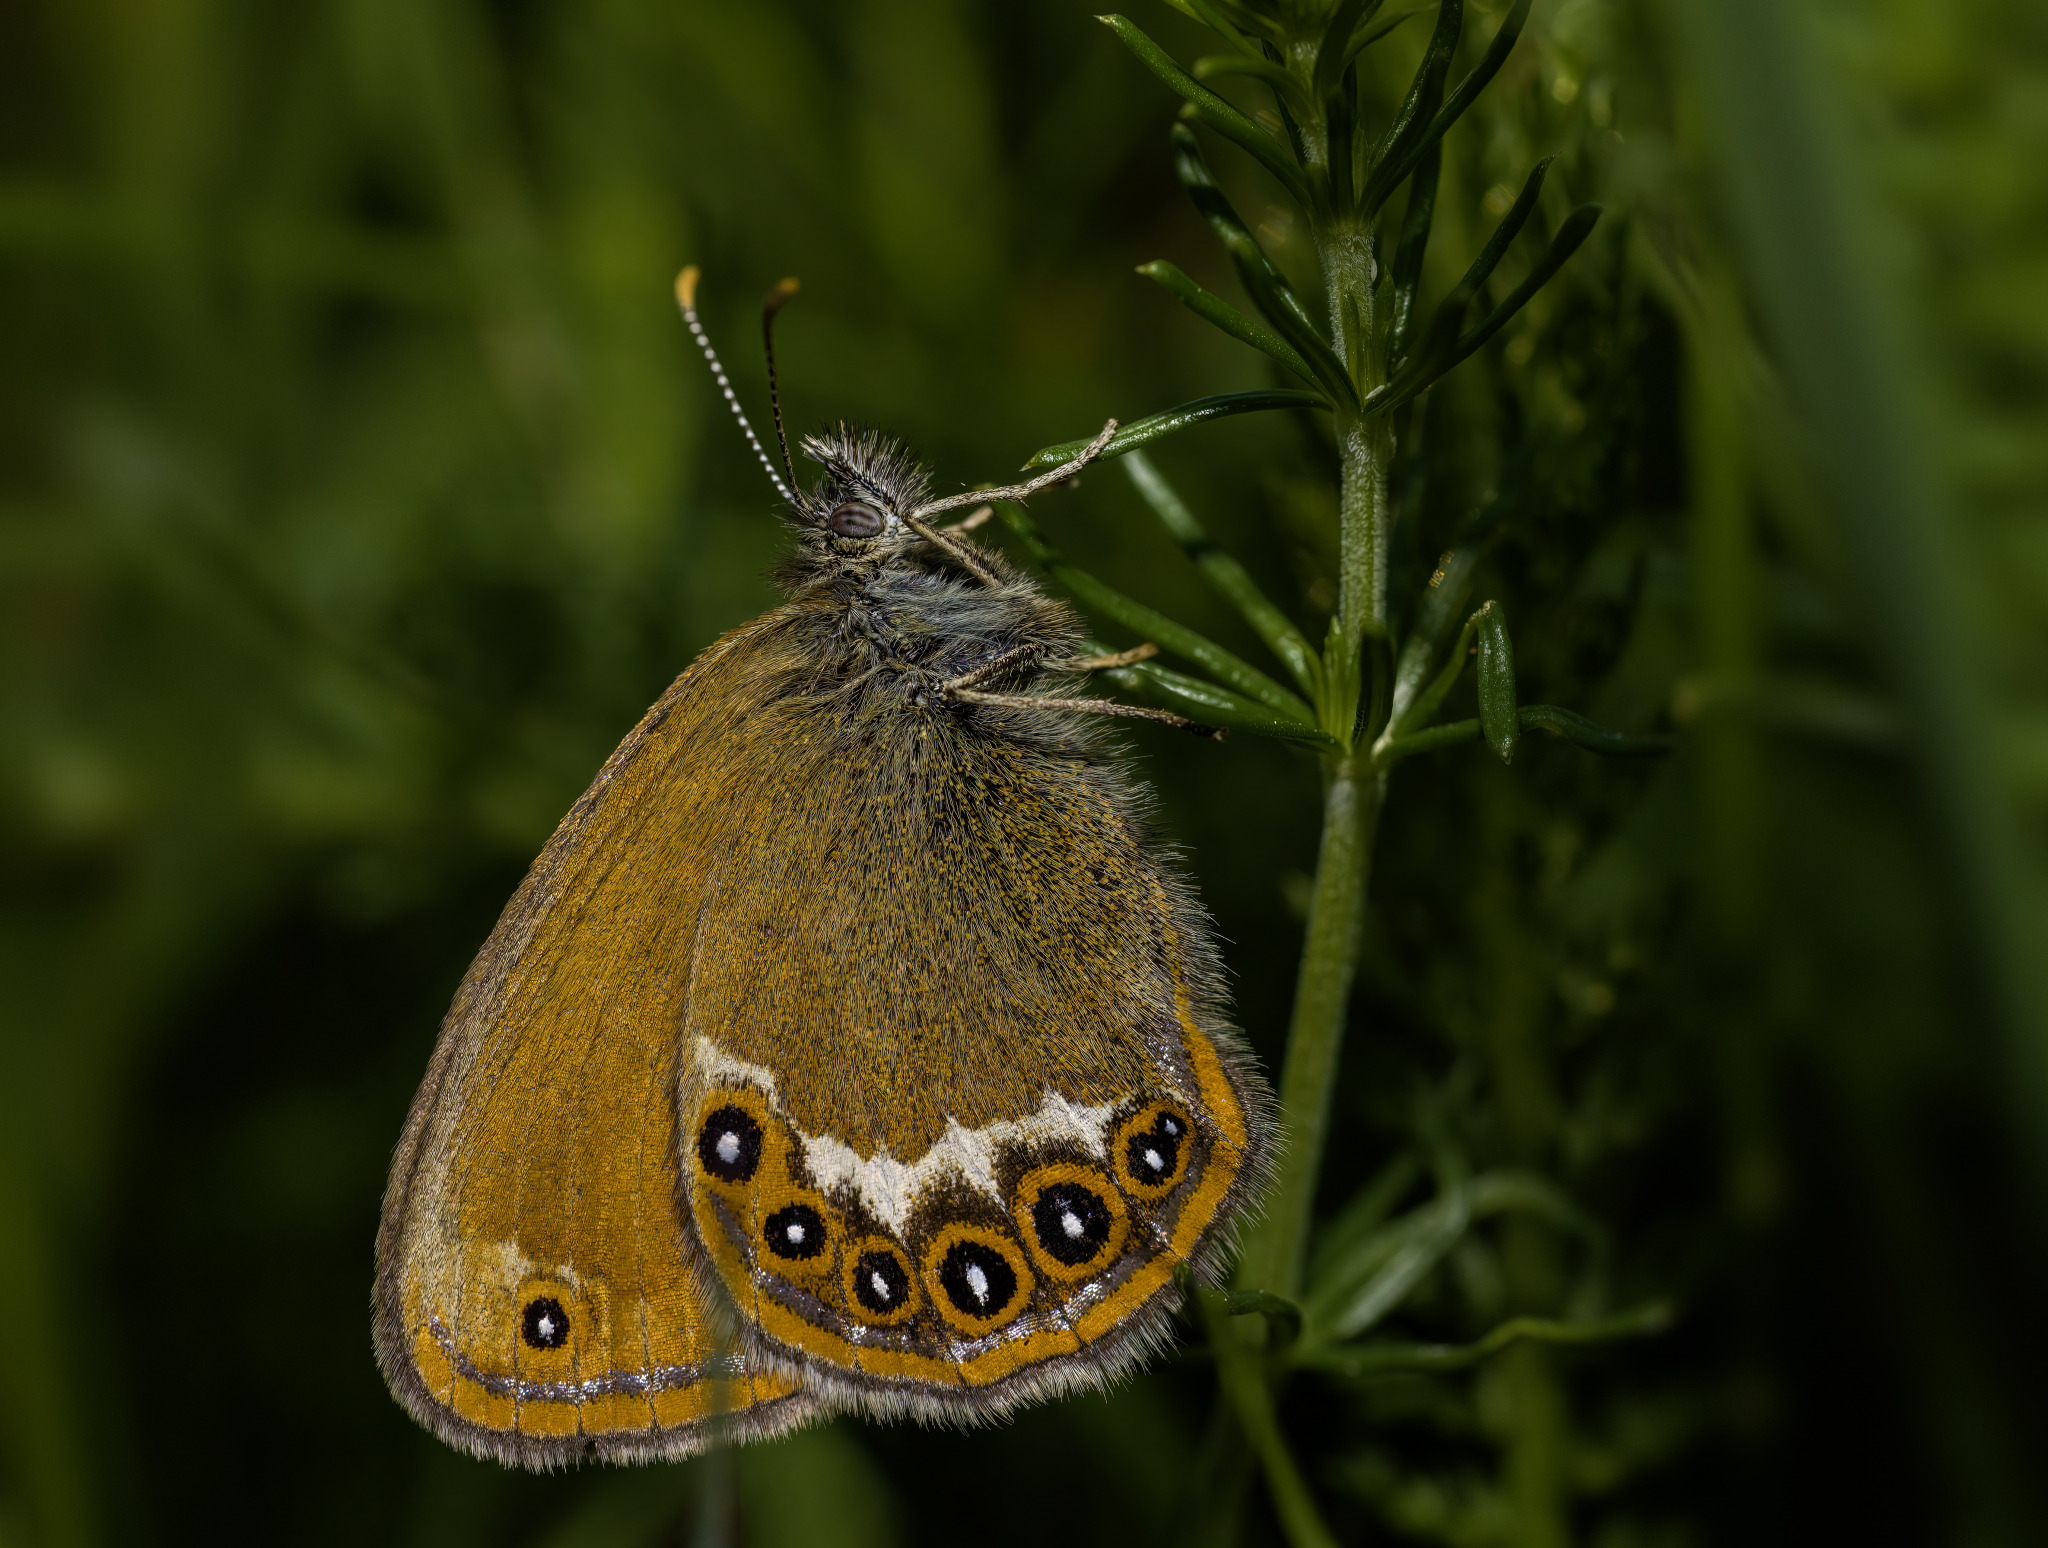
top-left (1013, 1162), bottom-right (1131, 1281)
top-left (825, 501), bottom-right (885, 538)
top-left (696, 1104), bottom-right (764, 1184)
top-left (844, 1238), bottom-right (921, 1325)
top-left (1112, 1100), bottom-right (1196, 1199)
top-left (921, 1223), bottom-right (1035, 1334)
top-left (764, 1202), bottom-right (828, 1263)
top-left (521, 1296), bottom-right (570, 1351)
top-left (1011, 1163), bottom-right (1138, 1285)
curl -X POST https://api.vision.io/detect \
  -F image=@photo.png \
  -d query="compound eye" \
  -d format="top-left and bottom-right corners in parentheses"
top-left (825, 501), bottom-right (885, 538)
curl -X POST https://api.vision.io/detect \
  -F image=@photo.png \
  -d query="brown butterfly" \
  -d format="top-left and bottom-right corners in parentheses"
top-left (374, 269), bottom-right (1274, 1467)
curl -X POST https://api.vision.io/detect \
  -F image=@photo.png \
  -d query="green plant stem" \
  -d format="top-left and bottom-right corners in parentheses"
top-left (1238, 194), bottom-right (1393, 1294)
top-left (1239, 762), bottom-right (1384, 1299)
top-left (1198, 1291), bottom-right (1341, 1548)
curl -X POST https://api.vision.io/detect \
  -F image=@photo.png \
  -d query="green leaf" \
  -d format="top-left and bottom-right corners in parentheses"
top-left (1297, 1302), bottom-right (1676, 1379)
top-left (1162, 0), bottom-right (1280, 50)
top-left (1100, 653), bottom-right (1339, 748)
top-left (1317, 0), bottom-right (1374, 206)
top-left (1135, 260), bottom-right (1322, 388)
top-left (1368, 192), bottom-right (1600, 419)
top-left (1475, 600), bottom-right (1518, 763)
top-left (1168, 127), bottom-right (1357, 406)
top-left (1122, 449), bottom-right (1323, 699)
top-left (1387, 453), bottom-right (1532, 726)
top-left (1312, 0), bottom-right (1380, 109)
top-left (1098, 15), bottom-right (1314, 210)
top-left (1448, 203), bottom-right (1602, 365)
top-left (1304, 1185), bottom-right (1470, 1341)
top-left (1344, 3), bottom-right (1432, 65)
top-left (1386, 605), bottom-right (1482, 741)
top-left (1361, 0), bottom-right (1532, 216)
top-left (990, 502), bottom-right (1317, 723)
top-left (1356, 0), bottom-right (1461, 211)
top-left (1023, 389), bottom-right (1328, 469)
top-left (1216, 1288), bottom-right (1305, 1344)
top-left (1386, 138), bottom-right (1441, 366)
top-left (1191, 55), bottom-right (1305, 109)
top-left (1304, 1150), bottom-right (1421, 1291)
top-left (1389, 157), bottom-right (1554, 391)
top-left (1376, 717), bottom-right (1480, 763)
top-left (1520, 703), bottom-right (1675, 756)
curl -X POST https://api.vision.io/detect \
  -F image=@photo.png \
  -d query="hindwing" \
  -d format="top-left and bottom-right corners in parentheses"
top-left (669, 646), bottom-right (1271, 1416)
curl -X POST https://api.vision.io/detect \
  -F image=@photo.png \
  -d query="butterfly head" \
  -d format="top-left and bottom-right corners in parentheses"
top-left (792, 426), bottom-right (932, 542)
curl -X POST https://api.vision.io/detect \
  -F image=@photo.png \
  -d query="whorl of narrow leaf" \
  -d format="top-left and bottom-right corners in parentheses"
top-left (1136, 261), bottom-right (1327, 391)
top-left (1361, 0), bottom-right (1533, 216)
top-left (1024, 389), bottom-right (1329, 469)
top-left (1168, 127), bottom-right (1359, 407)
top-left (1098, 15), bottom-right (1314, 208)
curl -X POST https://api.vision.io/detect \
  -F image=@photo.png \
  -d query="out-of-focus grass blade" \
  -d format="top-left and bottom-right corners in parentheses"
top-left (1304, 1150), bottom-right (1421, 1290)
top-left (1304, 1187), bottom-right (1470, 1342)
top-left (1297, 1302), bottom-right (1676, 1379)
top-left (1024, 390), bottom-right (1329, 469)
top-left (1676, 0), bottom-right (2048, 1176)
top-left (1122, 450), bottom-right (1323, 698)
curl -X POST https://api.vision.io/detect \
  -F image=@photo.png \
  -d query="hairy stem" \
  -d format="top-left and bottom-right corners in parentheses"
top-left (1239, 214), bottom-right (1393, 1299)
top-left (1240, 761), bottom-right (1384, 1298)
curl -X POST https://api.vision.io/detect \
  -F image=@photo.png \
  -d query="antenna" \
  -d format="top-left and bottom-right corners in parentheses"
top-left (761, 277), bottom-right (801, 494)
top-left (674, 266), bottom-right (794, 503)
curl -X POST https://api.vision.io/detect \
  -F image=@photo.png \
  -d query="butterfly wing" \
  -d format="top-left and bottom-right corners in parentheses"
top-left (673, 659), bottom-right (1272, 1417)
top-left (374, 623), bottom-right (820, 1467)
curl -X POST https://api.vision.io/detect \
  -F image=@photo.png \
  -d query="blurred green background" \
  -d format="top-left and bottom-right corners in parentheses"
top-left (3, 0), bottom-right (2046, 1543)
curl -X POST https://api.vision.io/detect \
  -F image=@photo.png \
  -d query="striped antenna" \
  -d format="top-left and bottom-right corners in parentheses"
top-left (674, 266), bottom-right (794, 503)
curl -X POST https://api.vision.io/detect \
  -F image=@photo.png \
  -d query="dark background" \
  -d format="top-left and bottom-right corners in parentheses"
top-left (3, 0), bottom-right (2046, 1543)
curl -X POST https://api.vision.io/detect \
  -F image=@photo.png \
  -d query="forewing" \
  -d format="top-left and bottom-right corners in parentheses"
top-left (374, 621), bottom-right (821, 1466)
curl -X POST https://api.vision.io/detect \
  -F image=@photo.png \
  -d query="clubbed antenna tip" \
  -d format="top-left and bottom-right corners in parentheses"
top-left (673, 265), bottom-right (794, 504)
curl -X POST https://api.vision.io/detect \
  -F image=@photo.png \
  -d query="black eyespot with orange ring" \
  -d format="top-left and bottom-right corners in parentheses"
top-left (1012, 1162), bottom-right (1131, 1282)
top-left (691, 1086), bottom-right (780, 1203)
top-left (843, 1236), bottom-right (921, 1326)
top-left (919, 1222), bottom-right (1035, 1336)
top-left (1112, 1100), bottom-right (1195, 1199)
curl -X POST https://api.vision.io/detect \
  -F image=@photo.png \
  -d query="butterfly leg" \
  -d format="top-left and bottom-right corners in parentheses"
top-left (944, 686), bottom-right (1223, 738)
top-left (903, 514), bottom-right (1002, 588)
top-left (1054, 642), bottom-right (1160, 672)
top-left (939, 505), bottom-right (994, 534)
top-left (939, 641), bottom-right (1048, 694)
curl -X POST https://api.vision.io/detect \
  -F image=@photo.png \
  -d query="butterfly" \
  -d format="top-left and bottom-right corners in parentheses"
top-left (374, 269), bottom-right (1274, 1467)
